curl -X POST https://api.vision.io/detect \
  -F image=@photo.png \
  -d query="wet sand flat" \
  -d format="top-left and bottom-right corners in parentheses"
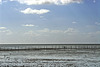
top-left (0, 48), bottom-right (100, 67)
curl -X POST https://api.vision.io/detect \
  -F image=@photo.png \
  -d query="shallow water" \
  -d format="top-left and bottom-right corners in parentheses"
top-left (0, 48), bottom-right (100, 67)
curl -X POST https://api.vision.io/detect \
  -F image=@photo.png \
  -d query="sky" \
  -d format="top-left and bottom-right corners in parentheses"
top-left (0, 0), bottom-right (100, 44)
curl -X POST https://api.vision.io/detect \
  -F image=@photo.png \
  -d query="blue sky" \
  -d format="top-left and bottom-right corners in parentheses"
top-left (0, 0), bottom-right (100, 44)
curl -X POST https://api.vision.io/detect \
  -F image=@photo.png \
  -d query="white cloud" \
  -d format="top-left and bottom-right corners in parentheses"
top-left (22, 24), bottom-right (35, 27)
top-left (0, 27), bottom-right (12, 35)
top-left (37, 28), bottom-right (78, 34)
top-left (72, 22), bottom-right (77, 24)
top-left (95, 22), bottom-right (100, 25)
top-left (64, 28), bottom-right (78, 33)
top-left (20, 8), bottom-right (50, 15)
top-left (40, 16), bottom-right (44, 18)
top-left (93, 0), bottom-right (96, 3)
top-left (10, 0), bottom-right (82, 5)
top-left (0, 30), bottom-right (12, 35)
top-left (0, 27), bottom-right (7, 29)
top-left (0, 0), bottom-right (2, 4)
top-left (51, 30), bottom-right (63, 33)
top-left (24, 28), bottom-right (78, 37)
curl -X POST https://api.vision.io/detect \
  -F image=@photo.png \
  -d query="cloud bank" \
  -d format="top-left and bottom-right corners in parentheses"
top-left (20, 8), bottom-right (50, 14)
top-left (22, 24), bottom-right (35, 27)
top-left (24, 28), bottom-right (78, 37)
top-left (10, 0), bottom-right (82, 5)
